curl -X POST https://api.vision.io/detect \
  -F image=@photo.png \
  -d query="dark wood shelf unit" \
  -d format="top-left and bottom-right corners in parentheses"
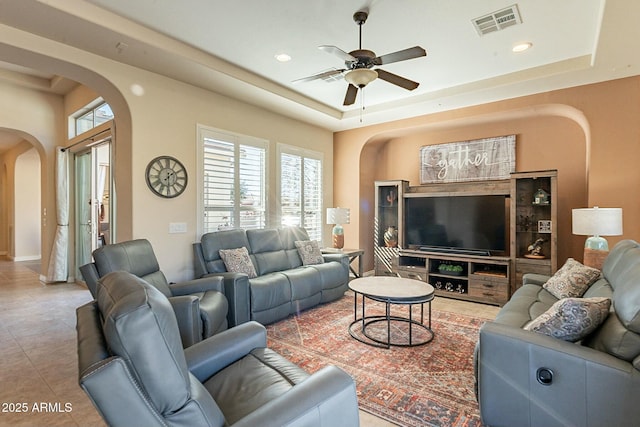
top-left (510, 170), bottom-right (558, 294)
top-left (395, 249), bottom-right (511, 306)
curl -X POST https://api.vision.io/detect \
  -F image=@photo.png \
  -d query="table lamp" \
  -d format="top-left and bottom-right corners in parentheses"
top-left (572, 207), bottom-right (623, 269)
top-left (327, 207), bottom-right (350, 249)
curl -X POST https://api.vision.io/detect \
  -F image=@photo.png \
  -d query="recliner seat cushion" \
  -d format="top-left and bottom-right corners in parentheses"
top-left (204, 347), bottom-right (309, 425)
top-left (248, 273), bottom-right (292, 312)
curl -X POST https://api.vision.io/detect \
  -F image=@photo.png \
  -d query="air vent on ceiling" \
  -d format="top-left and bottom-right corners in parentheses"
top-left (473, 4), bottom-right (522, 36)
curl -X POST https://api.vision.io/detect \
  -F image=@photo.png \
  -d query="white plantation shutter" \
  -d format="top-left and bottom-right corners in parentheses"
top-left (279, 145), bottom-right (323, 242)
top-left (201, 129), bottom-right (266, 233)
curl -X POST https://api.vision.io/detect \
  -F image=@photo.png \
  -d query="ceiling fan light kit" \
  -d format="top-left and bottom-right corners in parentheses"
top-left (345, 68), bottom-right (378, 88)
top-left (295, 10), bottom-right (427, 108)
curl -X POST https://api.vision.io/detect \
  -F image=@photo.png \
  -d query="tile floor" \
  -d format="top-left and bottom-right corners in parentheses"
top-left (0, 258), bottom-right (499, 427)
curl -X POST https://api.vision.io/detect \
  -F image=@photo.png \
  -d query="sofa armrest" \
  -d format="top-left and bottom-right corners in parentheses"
top-left (79, 262), bottom-right (100, 299)
top-left (203, 272), bottom-right (251, 327)
top-left (322, 253), bottom-right (348, 266)
top-left (168, 295), bottom-right (201, 348)
top-left (522, 273), bottom-right (551, 286)
top-left (192, 242), bottom-right (209, 278)
top-left (478, 321), bottom-right (640, 427)
top-left (231, 365), bottom-right (359, 427)
top-left (169, 276), bottom-right (225, 295)
top-left (185, 321), bottom-right (267, 382)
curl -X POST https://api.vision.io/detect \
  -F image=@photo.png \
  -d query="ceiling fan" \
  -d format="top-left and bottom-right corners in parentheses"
top-left (294, 10), bottom-right (427, 106)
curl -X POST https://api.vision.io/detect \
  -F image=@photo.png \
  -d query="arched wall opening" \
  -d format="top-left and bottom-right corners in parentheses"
top-left (0, 43), bottom-right (132, 280)
top-left (0, 130), bottom-right (46, 260)
top-left (356, 104), bottom-right (590, 271)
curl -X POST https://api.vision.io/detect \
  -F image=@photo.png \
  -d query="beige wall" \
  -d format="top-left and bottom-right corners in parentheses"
top-left (14, 147), bottom-right (41, 260)
top-left (0, 24), bottom-right (333, 282)
top-left (335, 77), bottom-right (640, 272)
top-left (0, 79), bottom-right (63, 269)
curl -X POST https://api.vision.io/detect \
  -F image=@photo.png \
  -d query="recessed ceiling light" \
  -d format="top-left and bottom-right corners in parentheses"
top-left (275, 53), bottom-right (292, 62)
top-left (512, 42), bottom-right (532, 53)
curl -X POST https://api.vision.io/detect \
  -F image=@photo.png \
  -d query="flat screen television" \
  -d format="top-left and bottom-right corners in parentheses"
top-left (404, 194), bottom-right (509, 256)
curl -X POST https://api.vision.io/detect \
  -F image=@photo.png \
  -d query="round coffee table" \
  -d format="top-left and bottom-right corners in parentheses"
top-left (348, 276), bottom-right (435, 348)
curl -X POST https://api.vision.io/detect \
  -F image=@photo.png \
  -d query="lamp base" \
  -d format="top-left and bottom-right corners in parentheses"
top-left (583, 248), bottom-right (608, 270)
top-left (585, 235), bottom-right (609, 251)
top-left (332, 224), bottom-right (344, 249)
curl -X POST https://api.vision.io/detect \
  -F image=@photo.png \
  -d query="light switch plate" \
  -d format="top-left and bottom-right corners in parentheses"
top-left (169, 222), bottom-right (187, 233)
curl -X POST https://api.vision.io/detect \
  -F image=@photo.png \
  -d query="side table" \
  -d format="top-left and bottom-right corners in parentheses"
top-left (322, 248), bottom-right (364, 278)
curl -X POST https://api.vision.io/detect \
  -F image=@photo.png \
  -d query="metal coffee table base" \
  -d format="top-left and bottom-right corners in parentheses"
top-left (349, 293), bottom-right (434, 349)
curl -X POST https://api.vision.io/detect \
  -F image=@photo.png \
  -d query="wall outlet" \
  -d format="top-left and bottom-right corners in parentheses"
top-left (169, 222), bottom-right (187, 233)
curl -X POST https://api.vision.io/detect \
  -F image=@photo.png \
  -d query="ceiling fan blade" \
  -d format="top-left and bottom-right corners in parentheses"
top-left (373, 46), bottom-right (426, 66)
top-left (319, 45), bottom-right (357, 63)
top-left (343, 84), bottom-right (358, 106)
top-left (292, 69), bottom-right (345, 84)
top-left (375, 69), bottom-right (420, 91)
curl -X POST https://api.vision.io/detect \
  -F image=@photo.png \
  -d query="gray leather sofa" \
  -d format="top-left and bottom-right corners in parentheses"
top-left (76, 270), bottom-right (360, 427)
top-left (80, 238), bottom-right (228, 347)
top-left (476, 239), bottom-right (640, 427)
top-left (193, 226), bottom-right (350, 326)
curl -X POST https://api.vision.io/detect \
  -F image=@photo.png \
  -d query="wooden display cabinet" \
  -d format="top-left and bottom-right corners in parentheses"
top-left (510, 170), bottom-right (558, 293)
top-left (374, 180), bottom-right (408, 276)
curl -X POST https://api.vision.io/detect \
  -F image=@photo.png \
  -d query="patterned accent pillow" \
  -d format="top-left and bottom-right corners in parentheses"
top-left (218, 247), bottom-right (257, 278)
top-left (524, 297), bottom-right (611, 342)
top-left (543, 258), bottom-right (601, 299)
top-left (294, 240), bottom-right (325, 266)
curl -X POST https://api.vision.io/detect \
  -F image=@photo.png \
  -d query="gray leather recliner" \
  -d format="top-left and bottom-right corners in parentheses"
top-left (79, 238), bottom-right (228, 347)
top-left (76, 270), bottom-right (360, 427)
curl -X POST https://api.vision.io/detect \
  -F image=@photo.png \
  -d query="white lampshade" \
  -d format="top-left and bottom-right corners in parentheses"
top-left (344, 69), bottom-right (378, 88)
top-left (572, 207), bottom-right (623, 237)
top-left (327, 207), bottom-right (350, 225)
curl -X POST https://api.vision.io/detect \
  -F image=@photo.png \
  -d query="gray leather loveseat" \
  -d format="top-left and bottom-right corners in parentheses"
top-left (193, 226), bottom-right (349, 326)
top-left (77, 270), bottom-right (360, 427)
top-left (476, 239), bottom-right (640, 427)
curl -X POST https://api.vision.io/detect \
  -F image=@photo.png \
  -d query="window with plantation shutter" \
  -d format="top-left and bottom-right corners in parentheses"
top-left (199, 127), bottom-right (267, 234)
top-left (279, 145), bottom-right (323, 242)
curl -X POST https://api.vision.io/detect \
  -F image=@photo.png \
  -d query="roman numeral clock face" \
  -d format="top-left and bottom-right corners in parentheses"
top-left (145, 156), bottom-right (188, 198)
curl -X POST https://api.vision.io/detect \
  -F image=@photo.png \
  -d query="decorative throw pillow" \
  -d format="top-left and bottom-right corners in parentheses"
top-left (218, 247), bottom-right (257, 278)
top-left (524, 297), bottom-right (611, 342)
top-left (543, 258), bottom-right (601, 299)
top-left (294, 240), bottom-right (325, 265)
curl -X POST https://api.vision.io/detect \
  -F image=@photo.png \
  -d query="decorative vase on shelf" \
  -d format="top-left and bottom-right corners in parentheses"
top-left (383, 226), bottom-right (398, 248)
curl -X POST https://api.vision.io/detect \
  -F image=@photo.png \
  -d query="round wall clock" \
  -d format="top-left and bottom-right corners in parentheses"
top-left (145, 155), bottom-right (188, 198)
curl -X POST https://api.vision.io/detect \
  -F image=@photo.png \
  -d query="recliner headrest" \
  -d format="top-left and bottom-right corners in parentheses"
top-left (96, 271), bottom-right (191, 415)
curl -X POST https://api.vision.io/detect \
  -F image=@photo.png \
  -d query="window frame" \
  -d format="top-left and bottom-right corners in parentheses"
top-left (277, 143), bottom-right (324, 243)
top-left (69, 99), bottom-right (114, 138)
top-left (197, 125), bottom-right (269, 237)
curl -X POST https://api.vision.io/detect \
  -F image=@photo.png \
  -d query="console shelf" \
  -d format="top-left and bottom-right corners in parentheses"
top-left (394, 250), bottom-right (510, 306)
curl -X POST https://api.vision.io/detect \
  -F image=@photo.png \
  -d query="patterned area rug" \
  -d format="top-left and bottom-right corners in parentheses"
top-left (266, 291), bottom-right (491, 427)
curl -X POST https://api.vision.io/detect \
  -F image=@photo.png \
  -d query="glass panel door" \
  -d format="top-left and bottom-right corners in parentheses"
top-left (74, 141), bottom-right (112, 278)
top-left (75, 150), bottom-right (92, 274)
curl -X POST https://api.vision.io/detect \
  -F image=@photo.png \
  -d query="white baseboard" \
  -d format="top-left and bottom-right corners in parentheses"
top-left (13, 255), bottom-right (41, 262)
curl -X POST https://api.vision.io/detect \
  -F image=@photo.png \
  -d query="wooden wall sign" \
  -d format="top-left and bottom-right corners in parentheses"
top-left (420, 135), bottom-right (515, 184)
